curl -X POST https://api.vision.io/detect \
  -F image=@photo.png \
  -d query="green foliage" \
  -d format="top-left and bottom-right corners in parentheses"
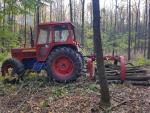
top-left (84, 24), bottom-right (132, 54)
top-left (0, 0), bottom-right (48, 58)
top-left (88, 84), bottom-right (99, 92)
top-left (21, 0), bottom-right (37, 13)
top-left (52, 87), bottom-right (68, 99)
top-left (0, 27), bottom-right (19, 52)
top-left (84, 25), bottom-right (94, 54)
top-left (0, 52), bottom-right (8, 62)
top-left (101, 32), bottom-right (129, 52)
top-left (133, 57), bottom-right (150, 66)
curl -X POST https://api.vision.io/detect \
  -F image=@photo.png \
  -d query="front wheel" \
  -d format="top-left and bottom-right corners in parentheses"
top-left (1, 59), bottom-right (25, 82)
top-left (46, 47), bottom-right (82, 82)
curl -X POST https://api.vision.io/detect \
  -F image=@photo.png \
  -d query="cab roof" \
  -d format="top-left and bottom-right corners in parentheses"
top-left (39, 21), bottom-right (74, 27)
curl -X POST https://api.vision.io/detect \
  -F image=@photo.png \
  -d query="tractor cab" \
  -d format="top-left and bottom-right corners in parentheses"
top-left (11, 22), bottom-right (79, 61)
top-left (37, 22), bottom-right (75, 45)
top-left (36, 22), bottom-right (77, 61)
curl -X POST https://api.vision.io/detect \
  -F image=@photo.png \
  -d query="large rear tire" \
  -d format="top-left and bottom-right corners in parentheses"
top-left (46, 47), bottom-right (82, 82)
top-left (1, 59), bottom-right (25, 82)
top-left (76, 52), bottom-right (84, 77)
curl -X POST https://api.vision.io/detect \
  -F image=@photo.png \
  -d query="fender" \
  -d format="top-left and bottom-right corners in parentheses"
top-left (36, 43), bottom-right (78, 62)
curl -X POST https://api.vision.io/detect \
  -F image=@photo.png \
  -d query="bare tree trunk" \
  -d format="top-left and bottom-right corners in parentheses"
top-left (126, 0), bottom-right (129, 32)
top-left (134, 11), bottom-right (139, 54)
top-left (147, 4), bottom-right (150, 59)
top-left (9, 0), bottom-right (14, 32)
top-left (92, 0), bottom-right (110, 107)
top-left (81, 0), bottom-right (85, 46)
top-left (0, 2), bottom-right (2, 26)
top-left (69, 0), bottom-right (73, 22)
top-left (112, 0), bottom-right (118, 56)
top-left (110, 11), bottom-right (113, 30)
top-left (14, 15), bottom-right (16, 32)
top-left (128, 0), bottom-right (131, 60)
top-left (60, 0), bottom-right (63, 21)
top-left (33, 8), bottom-right (36, 29)
top-left (3, 0), bottom-right (5, 30)
top-left (114, 0), bottom-right (118, 33)
top-left (49, 1), bottom-right (52, 21)
top-left (41, 6), bottom-right (44, 22)
top-left (73, 0), bottom-right (76, 23)
top-left (131, 12), bottom-right (134, 53)
top-left (137, 0), bottom-right (141, 52)
top-left (90, 2), bottom-right (93, 27)
top-left (44, 6), bottom-right (47, 22)
top-left (37, 1), bottom-right (40, 25)
top-left (36, 0), bottom-right (40, 39)
top-left (24, 3), bottom-right (27, 47)
top-left (144, 0), bottom-right (148, 57)
top-left (11, 0), bottom-right (14, 32)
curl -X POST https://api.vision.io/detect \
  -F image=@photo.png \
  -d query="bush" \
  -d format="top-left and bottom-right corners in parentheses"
top-left (0, 53), bottom-right (8, 62)
top-left (133, 57), bottom-right (150, 66)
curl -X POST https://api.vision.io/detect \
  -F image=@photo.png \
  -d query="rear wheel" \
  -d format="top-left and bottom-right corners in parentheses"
top-left (76, 52), bottom-right (85, 77)
top-left (1, 59), bottom-right (25, 82)
top-left (46, 47), bottom-right (82, 82)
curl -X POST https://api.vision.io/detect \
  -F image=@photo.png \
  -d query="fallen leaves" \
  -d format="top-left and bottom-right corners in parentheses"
top-left (0, 74), bottom-right (150, 113)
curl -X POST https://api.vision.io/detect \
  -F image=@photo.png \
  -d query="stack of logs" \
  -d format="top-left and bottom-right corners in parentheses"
top-left (105, 64), bottom-right (150, 86)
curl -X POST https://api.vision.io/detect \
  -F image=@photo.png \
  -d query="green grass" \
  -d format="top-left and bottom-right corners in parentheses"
top-left (132, 57), bottom-right (150, 66)
top-left (0, 72), bottom-right (100, 96)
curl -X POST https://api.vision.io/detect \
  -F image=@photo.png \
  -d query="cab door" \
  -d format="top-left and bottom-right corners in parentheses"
top-left (36, 27), bottom-right (52, 61)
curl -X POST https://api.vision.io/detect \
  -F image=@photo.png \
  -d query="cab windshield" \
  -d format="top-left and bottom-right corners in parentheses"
top-left (38, 28), bottom-right (51, 44)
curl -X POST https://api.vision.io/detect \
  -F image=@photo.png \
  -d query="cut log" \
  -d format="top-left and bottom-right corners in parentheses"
top-left (107, 75), bottom-right (150, 81)
top-left (108, 80), bottom-right (150, 86)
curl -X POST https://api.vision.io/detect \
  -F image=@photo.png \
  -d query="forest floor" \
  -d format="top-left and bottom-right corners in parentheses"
top-left (0, 66), bottom-right (150, 113)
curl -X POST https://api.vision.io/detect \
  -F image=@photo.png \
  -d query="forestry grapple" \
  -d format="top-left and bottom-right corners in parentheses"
top-left (1, 22), bottom-right (150, 85)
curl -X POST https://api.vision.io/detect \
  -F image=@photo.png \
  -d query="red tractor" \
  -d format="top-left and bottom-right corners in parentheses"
top-left (1, 22), bottom-right (85, 82)
top-left (1, 21), bottom-right (149, 85)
